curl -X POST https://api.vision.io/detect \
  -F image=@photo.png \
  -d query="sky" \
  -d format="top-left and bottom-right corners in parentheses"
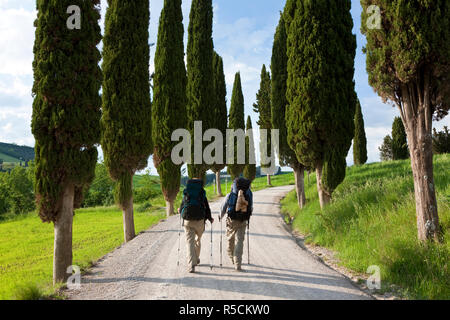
top-left (0, 0), bottom-right (449, 174)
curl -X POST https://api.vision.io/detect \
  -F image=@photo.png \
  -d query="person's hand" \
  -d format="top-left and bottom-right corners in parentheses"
top-left (209, 217), bottom-right (214, 224)
top-left (177, 208), bottom-right (180, 214)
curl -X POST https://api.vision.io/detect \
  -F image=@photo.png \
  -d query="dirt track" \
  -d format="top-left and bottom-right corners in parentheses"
top-left (67, 186), bottom-right (371, 300)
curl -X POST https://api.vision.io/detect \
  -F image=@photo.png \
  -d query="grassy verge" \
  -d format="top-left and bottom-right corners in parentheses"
top-left (0, 206), bottom-right (165, 300)
top-left (281, 154), bottom-right (450, 299)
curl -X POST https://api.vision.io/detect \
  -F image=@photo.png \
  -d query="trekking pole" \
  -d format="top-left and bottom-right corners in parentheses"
top-left (247, 219), bottom-right (250, 265)
top-left (177, 211), bottom-right (181, 267)
top-left (219, 216), bottom-right (223, 268)
top-left (210, 220), bottom-right (213, 270)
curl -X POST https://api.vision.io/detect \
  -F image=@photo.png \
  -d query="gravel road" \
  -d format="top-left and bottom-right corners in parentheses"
top-left (67, 186), bottom-right (371, 300)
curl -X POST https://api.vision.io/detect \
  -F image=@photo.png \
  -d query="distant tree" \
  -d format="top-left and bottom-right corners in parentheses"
top-left (82, 163), bottom-right (115, 208)
top-left (271, 12), bottom-right (306, 208)
top-left (0, 159), bottom-right (3, 171)
top-left (379, 135), bottom-right (394, 162)
top-left (286, 0), bottom-right (356, 208)
top-left (8, 166), bottom-right (35, 215)
top-left (253, 65), bottom-right (273, 186)
top-left (361, 0), bottom-right (449, 242)
top-left (353, 99), bottom-right (368, 165)
top-left (0, 173), bottom-right (9, 215)
top-left (186, 0), bottom-right (214, 179)
top-left (391, 117), bottom-right (409, 160)
top-left (101, 0), bottom-right (153, 242)
top-left (211, 51), bottom-right (228, 195)
top-left (153, 0), bottom-right (187, 217)
top-left (243, 116), bottom-right (256, 182)
top-left (432, 127), bottom-right (450, 154)
top-left (31, 0), bottom-right (102, 283)
top-left (227, 72), bottom-right (246, 180)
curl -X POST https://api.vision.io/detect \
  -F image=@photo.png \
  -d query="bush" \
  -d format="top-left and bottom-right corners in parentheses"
top-left (433, 126), bottom-right (450, 154)
top-left (7, 166), bottom-right (35, 214)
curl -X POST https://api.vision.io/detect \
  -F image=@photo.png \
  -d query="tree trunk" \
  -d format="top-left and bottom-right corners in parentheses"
top-left (53, 184), bottom-right (74, 285)
top-left (316, 164), bottom-right (331, 209)
top-left (267, 174), bottom-right (271, 186)
top-left (165, 199), bottom-right (175, 218)
top-left (293, 165), bottom-right (306, 208)
top-left (216, 171), bottom-right (222, 196)
top-left (400, 80), bottom-right (440, 242)
top-left (123, 178), bottom-right (135, 242)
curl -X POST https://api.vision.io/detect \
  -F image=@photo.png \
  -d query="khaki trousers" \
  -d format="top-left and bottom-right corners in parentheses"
top-left (226, 217), bottom-right (248, 267)
top-left (184, 219), bottom-right (205, 268)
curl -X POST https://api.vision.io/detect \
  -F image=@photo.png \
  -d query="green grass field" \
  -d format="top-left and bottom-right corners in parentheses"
top-left (0, 206), bottom-right (165, 300)
top-left (0, 152), bottom-right (20, 163)
top-left (281, 154), bottom-right (450, 299)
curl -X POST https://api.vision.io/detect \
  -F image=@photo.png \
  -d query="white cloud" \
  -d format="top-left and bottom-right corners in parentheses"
top-left (0, 7), bottom-right (36, 75)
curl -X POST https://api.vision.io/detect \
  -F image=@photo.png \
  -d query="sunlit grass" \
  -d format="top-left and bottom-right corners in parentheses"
top-left (0, 206), bottom-right (165, 300)
top-left (281, 154), bottom-right (450, 299)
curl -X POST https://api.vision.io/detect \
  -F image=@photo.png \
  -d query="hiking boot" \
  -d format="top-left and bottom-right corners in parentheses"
top-left (188, 266), bottom-right (195, 273)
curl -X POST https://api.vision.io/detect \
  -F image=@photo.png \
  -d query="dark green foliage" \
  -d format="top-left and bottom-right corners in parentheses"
top-left (31, 0), bottom-right (102, 222)
top-left (211, 51), bottom-right (228, 174)
top-left (253, 65), bottom-right (272, 169)
top-left (433, 127), bottom-right (450, 154)
top-left (227, 72), bottom-right (245, 180)
top-left (186, 0), bottom-right (214, 178)
top-left (353, 99), bottom-right (368, 165)
top-left (361, 0), bottom-right (450, 121)
top-left (101, 0), bottom-right (153, 207)
top-left (243, 116), bottom-right (256, 181)
top-left (271, 13), bottom-right (298, 168)
top-left (152, 0), bottom-right (187, 202)
top-left (392, 117), bottom-right (409, 160)
top-left (286, 0), bottom-right (356, 193)
top-left (379, 135), bottom-right (394, 161)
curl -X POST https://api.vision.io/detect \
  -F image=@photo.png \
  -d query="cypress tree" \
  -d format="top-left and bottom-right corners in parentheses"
top-left (243, 116), bottom-right (256, 182)
top-left (353, 99), bottom-right (368, 165)
top-left (227, 72), bottom-right (245, 180)
top-left (271, 12), bottom-right (306, 207)
top-left (101, 0), bottom-right (153, 242)
top-left (31, 0), bottom-right (102, 284)
top-left (153, 0), bottom-right (187, 217)
top-left (361, 0), bottom-right (450, 241)
top-left (286, 0), bottom-right (356, 208)
top-left (253, 65), bottom-right (273, 186)
top-left (186, 0), bottom-right (214, 179)
top-left (391, 117), bottom-right (408, 160)
top-left (211, 51), bottom-right (228, 195)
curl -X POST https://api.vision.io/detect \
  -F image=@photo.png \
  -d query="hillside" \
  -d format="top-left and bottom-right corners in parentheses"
top-left (281, 154), bottom-right (449, 299)
top-left (0, 142), bottom-right (34, 163)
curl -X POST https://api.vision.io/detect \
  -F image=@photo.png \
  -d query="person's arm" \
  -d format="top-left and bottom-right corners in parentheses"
top-left (203, 194), bottom-right (213, 223)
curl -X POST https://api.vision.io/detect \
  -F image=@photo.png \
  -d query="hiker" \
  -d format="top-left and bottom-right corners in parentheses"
top-left (220, 177), bottom-right (253, 271)
top-left (178, 178), bottom-right (214, 273)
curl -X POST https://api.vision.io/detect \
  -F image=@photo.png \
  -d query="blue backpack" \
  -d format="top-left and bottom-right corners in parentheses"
top-left (181, 180), bottom-right (206, 221)
top-left (227, 178), bottom-right (252, 221)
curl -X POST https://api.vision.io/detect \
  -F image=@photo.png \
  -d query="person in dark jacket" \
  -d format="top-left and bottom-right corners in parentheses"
top-left (220, 178), bottom-right (253, 271)
top-left (178, 178), bottom-right (214, 273)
